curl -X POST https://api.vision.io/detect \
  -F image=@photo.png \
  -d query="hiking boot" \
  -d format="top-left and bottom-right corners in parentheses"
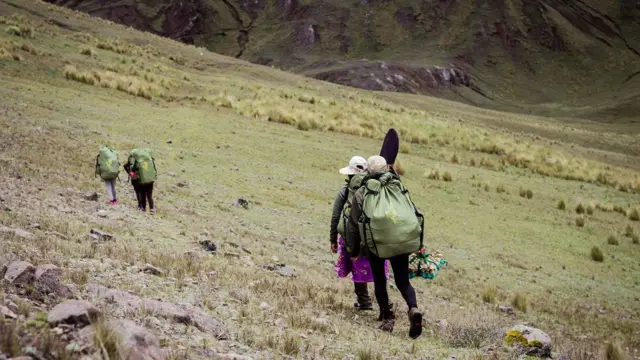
top-left (353, 282), bottom-right (373, 310)
top-left (149, 209), bottom-right (156, 215)
top-left (108, 200), bottom-right (116, 206)
top-left (353, 302), bottom-right (374, 311)
top-left (378, 308), bottom-right (395, 333)
top-left (377, 303), bottom-right (394, 321)
top-left (408, 307), bottom-right (423, 339)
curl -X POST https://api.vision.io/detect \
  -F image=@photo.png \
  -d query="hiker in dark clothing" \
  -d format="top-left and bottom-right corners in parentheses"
top-left (347, 155), bottom-right (423, 339)
top-left (124, 162), bottom-right (155, 215)
top-left (331, 156), bottom-right (389, 311)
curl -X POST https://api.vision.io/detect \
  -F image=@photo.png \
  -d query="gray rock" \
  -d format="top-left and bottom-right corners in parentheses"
top-left (0, 225), bottom-right (34, 240)
top-left (97, 210), bottom-right (107, 218)
top-left (507, 324), bottom-right (552, 357)
top-left (110, 319), bottom-right (165, 360)
top-left (276, 265), bottom-right (296, 277)
top-left (1, 305), bottom-right (17, 319)
top-left (499, 305), bottom-right (515, 315)
top-left (215, 353), bottom-right (254, 360)
top-left (90, 229), bottom-right (113, 241)
top-left (47, 300), bottom-right (101, 326)
top-left (84, 192), bottom-right (99, 201)
top-left (4, 261), bottom-right (36, 285)
top-left (143, 264), bottom-right (163, 276)
top-left (29, 223), bottom-right (41, 229)
top-left (176, 181), bottom-right (188, 188)
top-left (35, 264), bottom-right (72, 297)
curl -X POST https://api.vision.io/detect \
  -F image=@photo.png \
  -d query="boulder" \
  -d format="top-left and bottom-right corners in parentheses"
top-left (90, 229), bottom-right (114, 241)
top-left (4, 261), bottom-right (36, 285)
top-left (505, 324), bottom-right (552, 357)
top-left (0, 225), bottom-right (35, 240)
top-left (111, 319), bottom-right (165, 360)
top-left (35, 264), bottom-right (72, 297)
top-left (47, 300), bottom-right (101, 326)
top-left (84, 192), bottom-right (99, 201)
top-left (1, 305), bottom-right (17, 319)
top-left (143, 264), bottom-right (163, 276)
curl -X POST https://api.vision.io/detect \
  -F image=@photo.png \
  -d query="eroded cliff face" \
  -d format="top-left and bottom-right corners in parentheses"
top-left (43, 0), bottom-right (640, 104)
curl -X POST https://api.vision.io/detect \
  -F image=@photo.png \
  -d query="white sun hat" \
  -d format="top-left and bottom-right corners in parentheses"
top-left (339, 156), bottom-right (368, 175)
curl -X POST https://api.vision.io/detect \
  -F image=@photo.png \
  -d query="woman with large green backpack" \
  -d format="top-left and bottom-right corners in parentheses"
top-left (95, 145), bottom-right (121, 205)
top-left (125, 148), bottom-right (157, 215)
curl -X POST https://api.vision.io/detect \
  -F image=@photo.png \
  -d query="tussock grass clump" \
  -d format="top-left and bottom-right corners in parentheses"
top-left (519, 187), bottom-right (533, 199)
top-left (399, 143), bottom-right (411, 154)
top-left (512, 293), bottom-right (527, 312)
top-left (357, 348), bottom-right (384, 360)
top-left (558, 199), bottom-right (566, 210)
top-left (442, 171), bottom-right (453, 182)
top-left (596, 203), bottom-right (613, 212)
top-left (632, 234), bottom-right (639, 245)
top-left (64, 65), bottom-right (96, 85)
top-left (496, 184), bottom-right (507, 194)
top-left (426, 169), bottom-right (440, 180)
top-left (93, 320), bottom-right (120, 359)
top-left (441, 312), bottom-right (501, 348)
top-left (469, 158), bottom-right (477, 167)
top-left (586, 203), bottom-right (595, 215)
top-left (607, 235), bottom-right (619, 246)
top-left (280, 333), bottom-right (300, 356)
top-left (576, 216), bottom-right (585, 227)
top-left (5, 25), bottom-right (21, 36)
top-left (450, 154), bottom-right (459, 164)
top-left (63, 65), bottom-right (161, 100)
top-left (576, 203), bottom-right (585, 214)
top-left (591, 246), bottom-right (604, 262)
top-left (482, 287), bottom-right (497, 304)
top-left (629, 208), bottom-right (639, 221)
top-left (483, 183), bottom-right (490, 192)
top-left (80, 47), bottom-right (94, 56)
top-left (613, 205), bottom-right (627, 216)
top-left (604, 341), bottom-right (628, 360)
top-left (624, 224), bottom-right (634, 237)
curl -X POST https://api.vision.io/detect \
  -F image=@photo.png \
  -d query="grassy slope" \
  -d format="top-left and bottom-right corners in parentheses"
top-left (1, 1), bottom-right (640, 359)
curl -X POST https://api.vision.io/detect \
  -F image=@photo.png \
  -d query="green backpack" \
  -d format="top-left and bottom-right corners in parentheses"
top-left (358, 171), bottom-right (424, 259)
top-left (95, 146), bottom-right (120, 181)
top-left (337, 173), bottom-right (366, 251)
top-left (128, 148), bottom-right (157, 184)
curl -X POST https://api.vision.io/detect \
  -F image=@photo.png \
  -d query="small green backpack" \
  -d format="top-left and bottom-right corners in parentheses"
top-left (128, 148), bottom-right (157, 184)
top-left (337, 173), bottom-right (366, 252)
top-left (95, 146), bottom-right (120, 181)
top-left (358, 171), bottom-right (424, 259)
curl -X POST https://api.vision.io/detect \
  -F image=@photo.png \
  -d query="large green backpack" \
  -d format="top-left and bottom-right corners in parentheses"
top-left (337, 173), bottom-right (366, 251)
top-left (95, 146), bottom-right (120, 181)
top-left (128, 148), bottom-right (157, 184)
top-left (358, 171), bottom-right (424, 259)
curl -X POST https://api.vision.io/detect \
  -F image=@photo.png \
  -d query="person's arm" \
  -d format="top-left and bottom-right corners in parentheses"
top-left (330, 186), bottom-right (348, 245)
top-left (348, 188), bottom-right (364, 258)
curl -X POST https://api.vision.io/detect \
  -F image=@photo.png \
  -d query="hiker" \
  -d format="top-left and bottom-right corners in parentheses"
top-left (95, 146), bottom-right (120, 205)
top-left (124, 148), bottom-right (157, 215)
top-left (347, 155), bottom-right (424, 338)
top-left (331, 156), bottom-right (390, 311)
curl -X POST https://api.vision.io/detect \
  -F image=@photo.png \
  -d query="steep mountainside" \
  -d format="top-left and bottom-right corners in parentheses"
top-left (43, 0), bottom-right (640, 120)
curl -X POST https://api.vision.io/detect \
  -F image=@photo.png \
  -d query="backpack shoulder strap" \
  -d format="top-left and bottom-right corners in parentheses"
top-left (95, 155), bottom-right (100, 177)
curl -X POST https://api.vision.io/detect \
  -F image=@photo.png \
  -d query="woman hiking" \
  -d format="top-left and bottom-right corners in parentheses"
top-left (330, 156), bottom-right (389, 311)
top-left (346, 155), bottom-right (423, 339)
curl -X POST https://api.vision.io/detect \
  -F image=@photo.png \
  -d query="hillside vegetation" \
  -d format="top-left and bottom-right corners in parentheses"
top-left (1, 0), bottom-right (640, 359)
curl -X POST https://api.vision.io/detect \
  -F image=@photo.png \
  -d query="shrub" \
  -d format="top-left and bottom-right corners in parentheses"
top-left (427, 169), bottom-right (440, 180)
top-left (576, 203), bottom-right (585, 214)
top-left (356, 349), bottom-right (384, 360)
top-left (557, 199), bottom-right (566, 210)
top-left (469, 158), bottom-right (476, 167)
top-left (80, 47), bottom-right (94, 56)
top-left (5, 25), bottom-right (21, 36)
top-left (576, 216), bottom-right (585, 227)
top-left (296, 120), bottom-right (310, 131)
top-left (442, 171), bottom-right (453, 182)
top-left (399, 143), bottom-right (411, 154)
top-left (591, 246), bottom-right (604, 262)
top-left (629, 208), bottom-right (639, 221)
top-left (586, 204), bottom-right (594, 215)
top-left (496, 184), bottom-right (506, 194)
top-left (604, 341), bottom-right (628, 360)
top-left (482, 287), bottom-right (497, 304)
top-left (451, 154), bottom-right (459, 164)
top-left (607, 235), bottom-right (619, 246)
top-left (512, 293), bottom-right (527, 312)
top-left (632, 234), bottom-right (639, 245)
top-left (483, 183), bottom-right (490, 192)
top-left (519, 187), bottom-right (527, 198)
top-left (624, 224), bottom-right (634, 237)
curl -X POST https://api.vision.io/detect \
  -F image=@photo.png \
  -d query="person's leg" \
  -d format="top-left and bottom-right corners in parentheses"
top-left (133, 183), bottom-right (143, 209)
top-left (368, 251), bottom-right (394, 331)
top-left (138, 183), bottom-right (147, 211)
top-left (111, 179), bottom-right (117, 203)
top-left (147, 182), bottom-right (155, 214)
top-left (105, 180), bottom-right (115, 203)
top-left (389, 254), bottom-right (422, 339)
top-left (353, 282), bottom-right (372, 310)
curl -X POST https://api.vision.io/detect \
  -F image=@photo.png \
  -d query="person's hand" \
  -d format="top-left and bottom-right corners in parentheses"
top-left (350, 256), bottom-right (358, 263)
top-left (330, 243), bottom-right (338, 253)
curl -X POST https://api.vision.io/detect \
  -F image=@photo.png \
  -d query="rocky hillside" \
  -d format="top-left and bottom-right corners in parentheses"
top-left (41, 0), bottom-right (640, 118)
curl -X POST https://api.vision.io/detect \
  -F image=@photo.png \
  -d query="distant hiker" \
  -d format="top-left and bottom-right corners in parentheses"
top-left (331, 156), bottom-right (390, 311)
top-left (95, 145), bottom-right (120, 205)
top-left (125, 148), bottom-right (157, 215)
top-left (347, 155), bottom-right (425, 338)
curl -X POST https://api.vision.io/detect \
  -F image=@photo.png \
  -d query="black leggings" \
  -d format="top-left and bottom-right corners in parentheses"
top-left (368, 251), bottom-right (417, 313)
top-left (134, 182), bottom-right (154, 210)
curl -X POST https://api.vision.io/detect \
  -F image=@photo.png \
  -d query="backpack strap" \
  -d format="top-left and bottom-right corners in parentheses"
top-left (95, 155), bottom-right (100, 178)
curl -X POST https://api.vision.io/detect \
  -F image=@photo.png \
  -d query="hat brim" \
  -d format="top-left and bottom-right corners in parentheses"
top-left (339, 166), bottom-right (358, 175)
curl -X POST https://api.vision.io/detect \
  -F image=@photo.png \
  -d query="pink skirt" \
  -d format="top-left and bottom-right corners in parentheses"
top-left (334, 236), bottom-right (389, 282)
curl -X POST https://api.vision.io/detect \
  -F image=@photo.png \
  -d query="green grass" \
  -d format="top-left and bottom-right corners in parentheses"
top-left (0, 2), bottom-right (638, 359)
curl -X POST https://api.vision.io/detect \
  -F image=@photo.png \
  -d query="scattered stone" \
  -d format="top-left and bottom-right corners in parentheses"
top-left (505, 324), bottom-right (552, 357)
top-left (176, 181), bottom-right (188, 188)
top-left (235, 198), bottom-right (249, 209)
top-left (29, 223), bottom-right (41, 229)
top-left (271, 256), bottom-right (279, 263)
top-left (199, 240), bottom-right (217, 253)
top-left (215, 353), bottom-right (254, 360)
top-left (47, 300), bottom-right (101, 327)
top-left (1, 305), bottom-right (17, 319)
top-left (313, 317), bottom-right (329, 327)
top-left (97, 210), bottom-right (107, 218)
top-left (0, 225), bottom-right (35, 240)
top-left (85, 284), bottom-right (226, 339)
top-left (184, 251), bottom-right (201, 261)
top-left (166, 140), bottom-right (173, 144)
top-left (274, 318), bottom-right (287, 328)
top-left (0, 265), bottom-right (6, 279)
top-left (46, 231), bottom-right (69, 240)
top-left (241, 247), bottom-right (251, 254)
top-left (3, 206), bottom-right (10, 212)
top-left (110, 319), bottom-right (165, 360)
top-left (168, 172), bottom-right (178, 177)
top-left (436, 319), bottom-right (448, 332)
top-left (259, 302), bottom-right (271, 311)
top-left (35, 264), bottom-right (66, 295)
top-left (4, 261), bottom-right (36, 285)
top-left (84, 192), bottom-right (99, 201)
top-left (227, 242), bottom-right (240, 248)
top-left (224, 251), bottom-right (240, 258)
top-left (276, 265), bottom-right (296, 278)
top-left (90, 229), bottom-right (113, 241)
top-left (143, 264), bottom-right (163, 276)
top-left (499, 305), bottom-right (515, 315)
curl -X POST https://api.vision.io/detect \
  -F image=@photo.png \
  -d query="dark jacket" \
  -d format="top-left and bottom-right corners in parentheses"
top-left (347, 186), bottom-right (366, 258)
top-left (329, 183), bottom-right (348, 245)
top-left (123, 162), bottom-right (141, 186)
